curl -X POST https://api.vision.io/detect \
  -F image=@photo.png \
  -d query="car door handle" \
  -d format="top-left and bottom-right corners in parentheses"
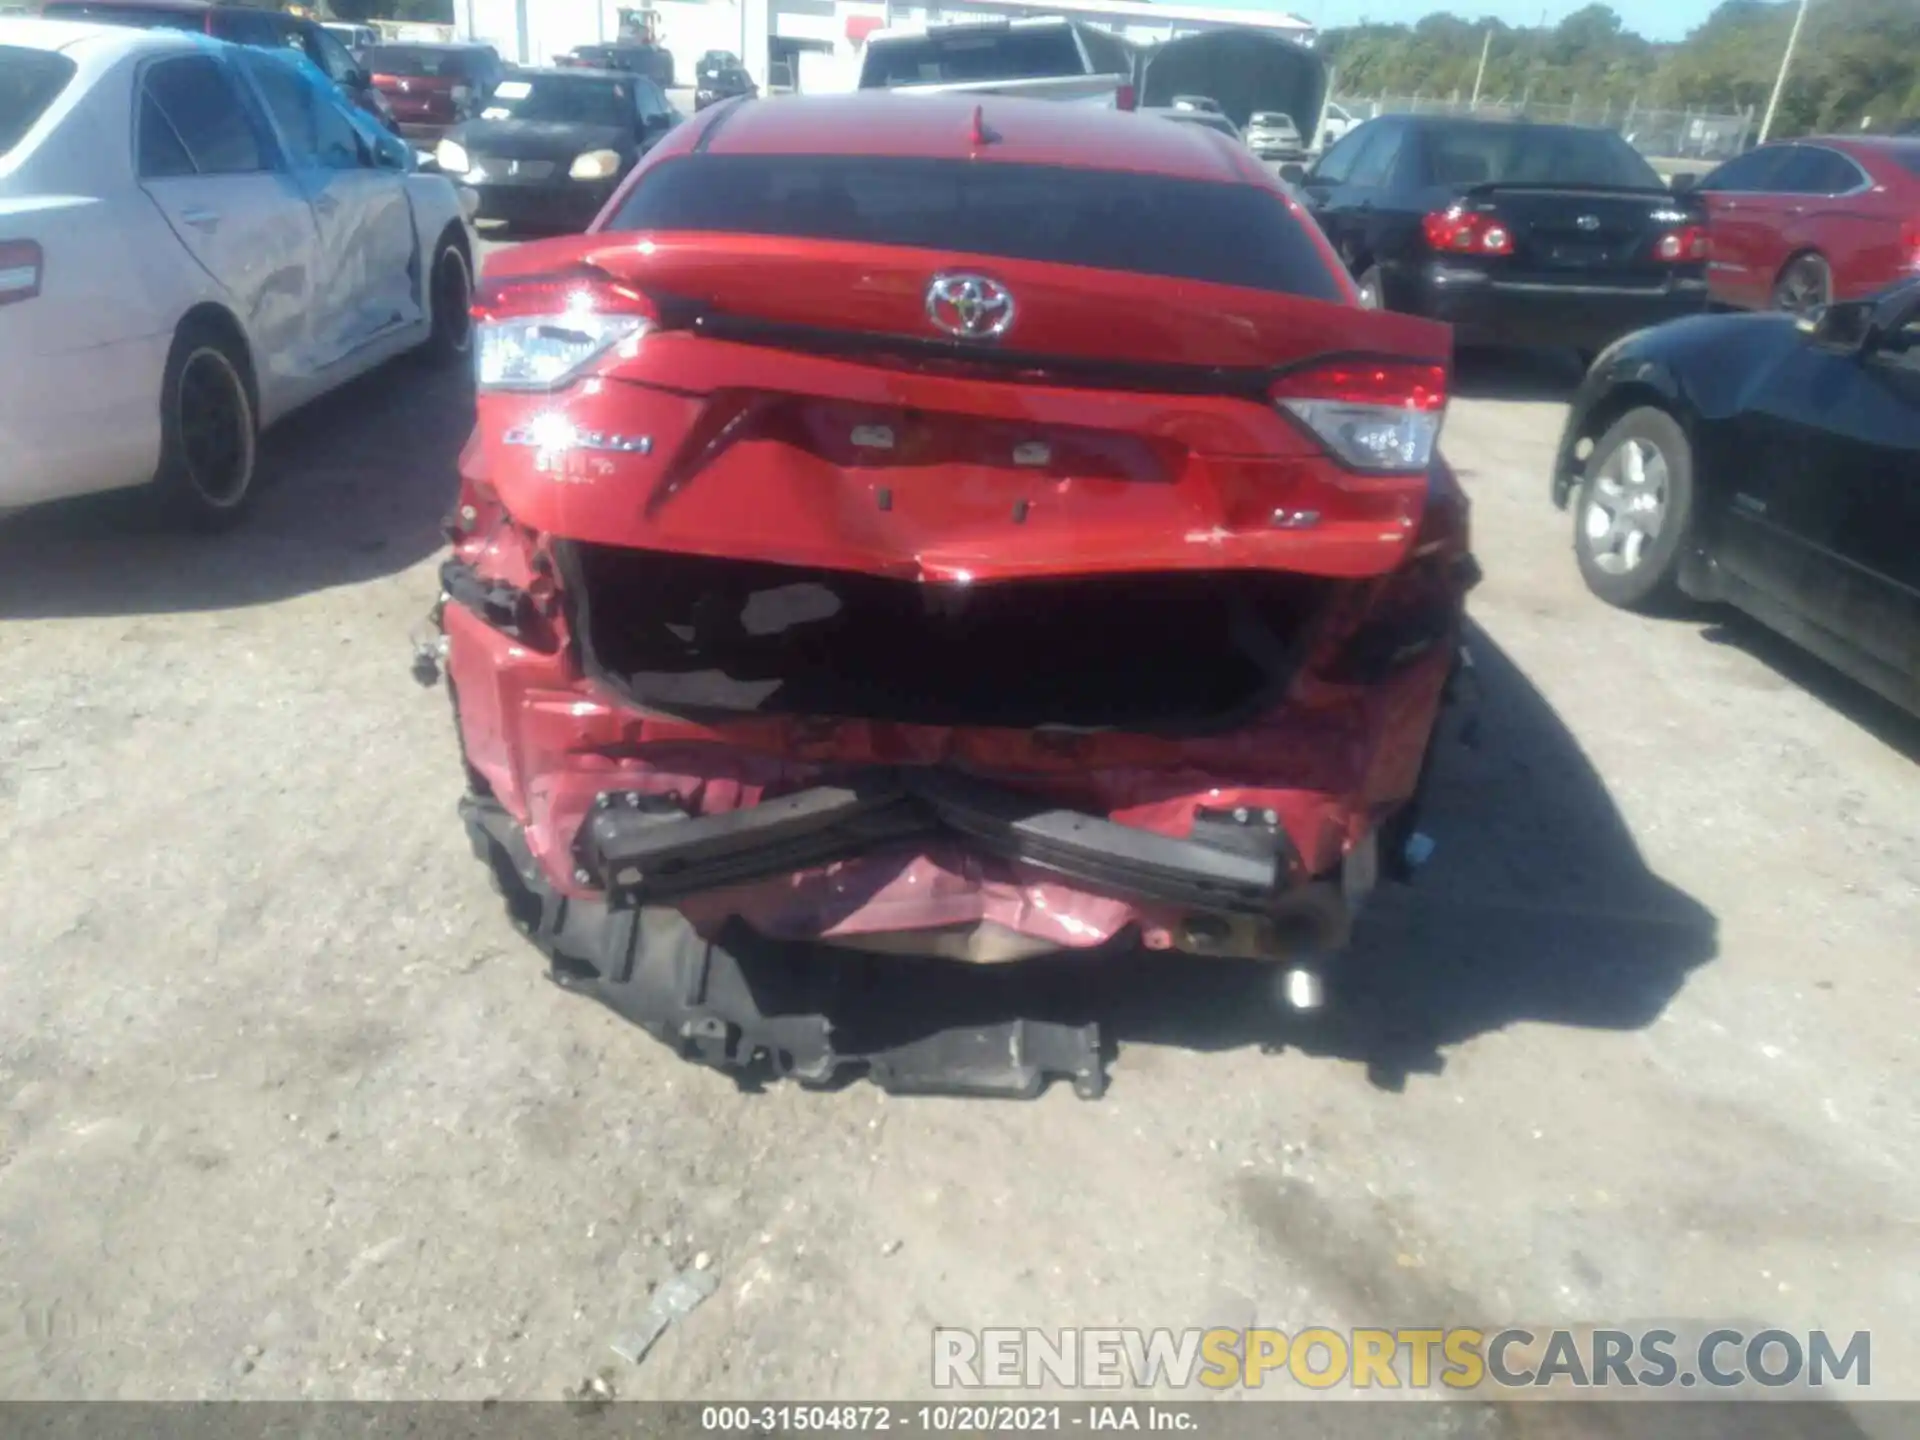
top-left (178, 206), bottom-right (221, 230)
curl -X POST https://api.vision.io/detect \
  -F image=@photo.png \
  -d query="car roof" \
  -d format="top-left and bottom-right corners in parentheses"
top-left (518, 65), bottom-right (627, 80)
top-left (0, 14), bottom-right (204, 59)
top-left (41, 0), bottom-right (214, 10)
top-left (1803, 134), bottom-right (1920, 157)
top-left (694, 93), bottom-right (1259, 184)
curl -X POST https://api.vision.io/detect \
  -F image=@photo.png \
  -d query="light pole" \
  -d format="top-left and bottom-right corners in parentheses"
top-left (1469, 26), bottom-right (1492, 109)
top-left (1758, 0), bottom-right (1810, 145)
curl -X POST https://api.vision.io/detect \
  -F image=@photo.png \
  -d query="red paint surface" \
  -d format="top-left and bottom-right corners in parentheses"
top-left (1702, 137), bottom-right (1920, 309)
top-left (450, 94), bottom-right (1472, 952)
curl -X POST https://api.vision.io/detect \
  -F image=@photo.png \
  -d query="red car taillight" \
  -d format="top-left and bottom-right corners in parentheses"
top-left (1269, 360), bottom-right (1447, 474)
top-left (1114, 83), bottom-right (1136, 111)
top-left (1422, 205), bottom-right (1513, 257)
top-left (0, 239), bottom-right (43, 306)
top-left (1655, 225), bottom-right (1711, 262)
top-left (1902, 218), bottom-right (1920, 273)
top-left (472, 270), bottom-right (656, 391)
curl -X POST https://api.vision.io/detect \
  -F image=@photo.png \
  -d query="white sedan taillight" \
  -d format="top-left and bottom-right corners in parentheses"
top-left (1270, 360), bottom-right (1448, 474)
top-left (471, 272), bottom-right (654, 391)
top-left (0, 240), bottom-right (43, 307)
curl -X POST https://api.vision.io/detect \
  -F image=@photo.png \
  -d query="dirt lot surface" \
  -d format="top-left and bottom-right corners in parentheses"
top-left (1, 243), bottom-right (1916, 1421)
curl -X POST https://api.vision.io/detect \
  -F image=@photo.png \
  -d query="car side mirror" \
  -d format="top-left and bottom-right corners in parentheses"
top-left (1278, 162), bottom-right (1309, 185)
top-left (1668, 171), bottom-right (1698, 194)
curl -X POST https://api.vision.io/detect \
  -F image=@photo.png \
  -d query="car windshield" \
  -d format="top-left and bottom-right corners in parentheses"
top-left (1250, 113), bottom-right (1295, 129)
top-left (862, 28), bottom-right (1084, 87)
top-left (0, 44), bottom-right (75, 156)
top-left (609, 154), bottom-right (1344, 301)
top-left (479, 74), bottom-right (629, 126)
top-left (362, 46), bottom-right (475, 78)
top-left (1426, 122), bottom-right (1665, 189)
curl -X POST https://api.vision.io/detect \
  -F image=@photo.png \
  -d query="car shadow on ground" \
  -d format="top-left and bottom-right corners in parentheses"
top-left (1699, 612), bottom-right (1920, 763)
top-left (789, 621), bottom-right (1718, 1096)
top-left (0, 359), bottom-right (470, 620)
top-left (1451, 346), bottom-right (1588, 403)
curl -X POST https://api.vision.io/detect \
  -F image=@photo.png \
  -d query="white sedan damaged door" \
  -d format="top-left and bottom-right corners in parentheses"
top-left (136, 53), bottom-right (319, 391)
top-left (239, 49), bottom-right (422, 370)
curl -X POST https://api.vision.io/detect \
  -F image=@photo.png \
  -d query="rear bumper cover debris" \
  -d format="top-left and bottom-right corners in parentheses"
top-left (462, 795), bottom-right (1111, 1099)
top-left (578, 768), bottom-right (1295, 915)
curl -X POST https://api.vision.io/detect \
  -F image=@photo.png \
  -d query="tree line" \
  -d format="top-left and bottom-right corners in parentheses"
top-left (1319, 0), bottom-right (1919, 134)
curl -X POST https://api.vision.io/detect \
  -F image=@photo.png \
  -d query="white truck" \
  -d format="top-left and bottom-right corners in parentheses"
top-left (856, 17), bottom-right (1138, 107)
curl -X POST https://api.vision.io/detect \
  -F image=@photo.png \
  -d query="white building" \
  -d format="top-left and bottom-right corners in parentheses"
top-left (457, 0), bottom-right (1311, 95)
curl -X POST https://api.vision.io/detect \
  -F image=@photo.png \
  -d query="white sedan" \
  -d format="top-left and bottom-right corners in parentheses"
top-left (0, 18), bottom-right (474, 526)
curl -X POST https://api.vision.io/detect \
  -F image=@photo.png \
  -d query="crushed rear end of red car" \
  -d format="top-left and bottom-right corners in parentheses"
top-left (426, 99), bottom-right (1479, 1097)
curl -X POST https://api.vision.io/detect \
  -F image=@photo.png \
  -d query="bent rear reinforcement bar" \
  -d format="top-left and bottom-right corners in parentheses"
top-left (579, 768), bottom-right (1295, 912)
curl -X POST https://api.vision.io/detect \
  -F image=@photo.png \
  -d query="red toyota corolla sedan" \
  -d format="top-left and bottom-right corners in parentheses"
top-left (430, 91), bottom-right (1478, 1097)
top-left (1693, 135), bottom-right (1920, 313)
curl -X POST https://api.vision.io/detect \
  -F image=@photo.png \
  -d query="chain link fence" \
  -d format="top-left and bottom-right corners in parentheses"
top-left (1336, 94), bottom-right (1756, 163)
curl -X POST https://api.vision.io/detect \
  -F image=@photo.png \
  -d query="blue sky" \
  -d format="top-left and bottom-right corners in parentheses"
top-left (1212, 0), bottom-right (1723, 43)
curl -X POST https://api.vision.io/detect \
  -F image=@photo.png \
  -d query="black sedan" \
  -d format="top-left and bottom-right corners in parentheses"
top-left (1553, 279), bottom-right (1920, 716)
top-left (432, 68), bottom-right (680, 230)
top-left (1285, 116), bottom-right (1711, 360)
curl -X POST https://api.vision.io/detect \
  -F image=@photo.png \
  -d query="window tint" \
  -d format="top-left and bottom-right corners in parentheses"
top-left (1310, 125), bottom-right (1371, 184)
top-left (1349, 122), bottom-right (1402, 186)
top-left (363, 45), bottom-right (474, 78)
top-left (1773, 145), bottom-right (1863, 194)
top-left (1420, 122), bottom-right (1662, 189)
top-left (861, 28), bottom-right (1085, 87)
top-left (244, 51), bottom-right (361, 168)
top-left (136, 88), bottom-right (194, 176)
top-left (481, 75), bottom-right (630, 127)
top-left (1696, 146), bottom-right (1787, 193)
top-left (308, 27), bottom-right (363, 85)
top-left (609, 155), bottom-right (1343, 301)
top-left (1076, 24), bottom-right (1133, 76)
top-left (212, 9), bottom-right (287, 46)
top-left (143, 56), bottom-right (263, 174)
top-left (0, 44), bottom-right (75, 158)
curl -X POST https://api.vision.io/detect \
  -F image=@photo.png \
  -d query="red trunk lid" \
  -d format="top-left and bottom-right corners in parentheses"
top-left (472, 232), bottom-right (1453, 583)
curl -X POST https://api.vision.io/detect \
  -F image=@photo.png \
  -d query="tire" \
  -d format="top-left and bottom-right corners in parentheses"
top-left (420, 231), bottom-right (475, 367)
top-left (1573, 406), bottom-right (1695, 612)
top-left (1772, 253), bottom-right (1831, 317)
top-left (1355, 264), bottom-right (1385, 310)
top-left (151, 319), bottom-right (258, 530)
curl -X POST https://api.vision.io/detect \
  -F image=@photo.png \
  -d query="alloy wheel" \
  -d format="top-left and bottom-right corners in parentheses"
top-left (1583, 436), bottom-right (1669, 575)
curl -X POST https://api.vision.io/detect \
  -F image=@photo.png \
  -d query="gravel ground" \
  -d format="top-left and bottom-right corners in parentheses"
top-left (0, 266), bottom-right (1916, 1423)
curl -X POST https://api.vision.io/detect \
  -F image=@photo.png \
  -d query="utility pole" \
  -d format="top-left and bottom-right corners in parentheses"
top-left (1470, 26), bottom-right (1492, 109)
top-left (1758, 0), bottom-right (1810, 144)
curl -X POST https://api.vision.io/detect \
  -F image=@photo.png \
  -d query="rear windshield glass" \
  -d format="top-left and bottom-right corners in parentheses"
top-left (1424, 123), bottom-right (1664, 190)
top-left (608, 155), bottom-right (1342, 300)
top-left (0, 45), bottom-right (76, 157)
top-left (1892, 143), bottom-right (1920, 177)
top-left (362, 46), bottom-right (475, 77)
top-left (480, 74), bottom-right (629, 126)
top-left (36, 2), bottom-right (202, 27)
top-left (861, 29), bottom-right (1084, 88)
